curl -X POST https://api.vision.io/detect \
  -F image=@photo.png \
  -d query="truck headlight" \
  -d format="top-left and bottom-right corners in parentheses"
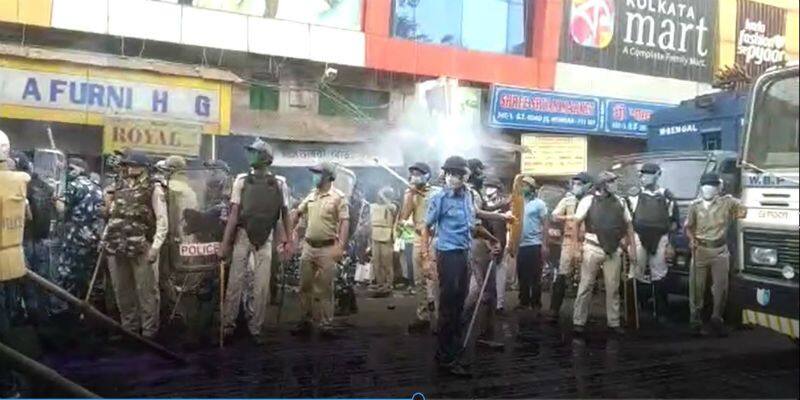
top-left (750, 247), bottom-right (778, 266)
top-left (782, 266), bottom-right (796, 280)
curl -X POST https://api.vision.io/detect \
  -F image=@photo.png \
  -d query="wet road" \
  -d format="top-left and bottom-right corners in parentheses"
top-left (45, 290), bottom-right (799, 398)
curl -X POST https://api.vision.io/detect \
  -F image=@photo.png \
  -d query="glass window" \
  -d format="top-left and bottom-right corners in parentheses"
top-left (702, 131), bottom-right (721, 151)
top-left (392, 0), bottom-right (527, 55)
top-left (746, 73), bottom-right (800, 169)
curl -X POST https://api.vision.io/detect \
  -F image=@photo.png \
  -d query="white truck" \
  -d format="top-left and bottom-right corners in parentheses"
top-left (733, 62), bottom-right (799, 341)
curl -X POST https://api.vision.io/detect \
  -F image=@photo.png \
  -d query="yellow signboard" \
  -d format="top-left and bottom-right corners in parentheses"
top-left (103, 118), bottom-right (202, 157)
top-left (521, 134), bottom-right (587, 176)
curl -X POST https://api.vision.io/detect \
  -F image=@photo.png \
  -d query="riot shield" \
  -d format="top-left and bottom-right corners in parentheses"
top-left (332, 164), bottom-right (356, 199)
top-left (332, 164), bottom-right (359, 316)
top-left (33, 149), bottom-right (67, 198)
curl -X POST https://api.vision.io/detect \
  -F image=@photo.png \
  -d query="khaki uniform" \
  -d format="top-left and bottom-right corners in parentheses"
top-left (370, 202), bottom-right (396, 291)
top-left (107, 176), bottom-right (168, 338)
top-left (0, 169), bottom-right (29, 282)
top-left (552, 194), bottom-right (581, 276)
top-left (223, 173), bottom-right (289, 337)
top-left (572, 194), bottom-right (632, 328)
top-left (685, 195), bottom-right (746, 326)
top-left (406, 186), bottom-right (438, 321)
top-left (297, 188), bottom-right (349, 328)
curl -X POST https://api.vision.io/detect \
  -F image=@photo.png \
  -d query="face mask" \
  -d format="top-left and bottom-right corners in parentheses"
top-left (700, 184), bottom-right (719, 200)
top-left (67, 167), bottom-right (83, 180)
top-left (485, 187), bottom-right (498, 198)
top-left (410, 174), bottom-right (428, 187)
top-left (246, 151), bottom-right (270, 167)
top-left (522, 186), bottom-right (536, 198)
top-left (311, 173), bottom-right (323, 188)
top-left (571, 182), bottom-right (585, 197)
top-left (640, 173), bottom-right (658, 188)
top-left (445, 174), bottom-right (463, 189)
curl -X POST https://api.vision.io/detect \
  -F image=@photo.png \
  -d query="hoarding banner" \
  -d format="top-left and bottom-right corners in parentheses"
top-left (559, 0), bottom-right (717, 82)
top-left (271, 141), bottom-right (403, 167)
top-left (736, 0), bottom-right (787, 78)
top-left (489, 87), bottom-right (601, 133)
top-left (103, 118), bottom-right (202, 157)
top-left (490, 86), bottom-right (672, 137)
top-left (604, 99), bottom-right (671, 135)
top-left (520, 134), bottom-right (588, 176)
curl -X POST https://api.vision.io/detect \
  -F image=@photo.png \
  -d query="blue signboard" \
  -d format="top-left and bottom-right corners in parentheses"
top-left (489, 87), bottom-right (601, 133)
top-left (489, 86), bottom-right (673, 138)
top-left (604, 99), bottom-right (671, 136)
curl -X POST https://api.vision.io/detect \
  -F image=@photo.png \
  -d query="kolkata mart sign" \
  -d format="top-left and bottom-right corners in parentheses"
top-left (561, 0), bottom-right (716, 82)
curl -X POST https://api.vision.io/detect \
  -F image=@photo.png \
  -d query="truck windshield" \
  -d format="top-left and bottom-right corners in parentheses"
top-left (614, 159), bottom-right (709, 200)
top-left (746, 72), bottom-right (799, 170)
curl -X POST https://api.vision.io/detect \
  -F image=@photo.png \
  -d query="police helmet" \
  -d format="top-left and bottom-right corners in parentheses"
top-left (119, 150), bottom-right (152, 167)
top-left (408, 162), bottom-right (432, 176)
top-left (441, 155), bottom-right (469, 175)
top-left (700, 172), bottom-right (722, 186)
top-left (310, 161), bottom-right (337, 181)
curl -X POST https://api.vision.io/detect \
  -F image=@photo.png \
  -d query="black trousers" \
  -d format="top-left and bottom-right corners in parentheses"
top-left (436, 249), bottom-right (470, 365)
top-left (517, 245), bottom-right (543, 308)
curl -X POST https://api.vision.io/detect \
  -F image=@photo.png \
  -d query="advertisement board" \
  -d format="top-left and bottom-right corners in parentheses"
top-left (489, 86), bottom-right (671, 138)
top-left (520, 134), bottom-right (588, 176)
top-left (736, 0), bottom-right (787, 78)
top-left (103, 118), bottom-right (202, 156)
top-left (559, 0), bottom-right (717, 82)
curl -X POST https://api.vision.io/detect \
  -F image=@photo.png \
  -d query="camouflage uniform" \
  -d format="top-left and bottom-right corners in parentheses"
top-left (58, 174), bottom-right (104, 298)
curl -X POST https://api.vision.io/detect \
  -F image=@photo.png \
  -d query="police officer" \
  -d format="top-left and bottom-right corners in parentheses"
top-left (424, 155), bottom-right (475, 377)
top-left (104, 150), bottom-right (168, 339)
top-left (292, 162), bottom-right (349, 337)
top-left (545, 172), bottom-right (592, 321)
top-left (685, 172), bottom-right (746, 337)
top-left (572, 171), bottom-right (637, 337)
top-left (483, 178), bottom-right (511, 314)
top-left (220, 139), bottom-right (291, 344)
top-left (57, 157), bottom-right (104, 299)
top-left (370, 186), bottom-right (397, 295)
top-left (627, 163), bottom-right (679, 324)
top-left (515, 176), bottom-right (549, 314)
top-left (398, 162), bottom-right (439, 333)
top-left (0, 129), bottom-right (31, 396)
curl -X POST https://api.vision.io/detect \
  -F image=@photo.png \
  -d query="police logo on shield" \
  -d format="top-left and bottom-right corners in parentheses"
top-left (756, 287), bottom-right (771, 306)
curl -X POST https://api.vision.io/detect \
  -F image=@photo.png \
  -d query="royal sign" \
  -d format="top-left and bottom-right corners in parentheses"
top-left (103, 118), bottom-right (202, 156)
top-left (490, 86), bottom-right (671, 137)
top-left (179, 242), bottom-right (221, 257)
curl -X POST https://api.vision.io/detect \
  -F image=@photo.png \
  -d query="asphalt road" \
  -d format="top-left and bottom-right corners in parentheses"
top-left (40, 289), bottom-right (799, 399)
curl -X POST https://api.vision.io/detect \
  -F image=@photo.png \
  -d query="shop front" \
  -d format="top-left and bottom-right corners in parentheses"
top-left (0, 47), bottom-right (235, 172)
top-left (488, 85), bottom-right (674, 177)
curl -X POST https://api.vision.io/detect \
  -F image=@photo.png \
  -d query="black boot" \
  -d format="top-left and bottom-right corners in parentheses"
top-left (546, 275), bottom-right (567, 322)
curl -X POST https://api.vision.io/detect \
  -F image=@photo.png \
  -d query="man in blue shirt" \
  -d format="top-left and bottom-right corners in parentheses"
top-left (423, 155), bottom-right (475, 377)
top-left (516, 176), bottom-right (549, 314)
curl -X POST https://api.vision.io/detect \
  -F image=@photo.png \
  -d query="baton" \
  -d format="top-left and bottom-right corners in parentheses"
top-left (219, 260), bottom-right (225, 348)
top-left (463, 260), bottom-right (496, 350)
top-left (276, 259), bottom-right (288, 324)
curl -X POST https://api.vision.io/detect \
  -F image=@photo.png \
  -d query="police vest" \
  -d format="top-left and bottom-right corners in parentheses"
top-left (370, 203), bottom-right (395, 242)
top-left (409, 187), bottom-right (429, 231)
top-left (631, 189), bottom-right (671, 254)
top-left (586, 194), bottom-right (626, 255)
top-left (105, 177), bottom-right (156, 257)
top-left (0, 170), bottom-right (30, 281)
top-left (239, 172), bottom-right (283, 248)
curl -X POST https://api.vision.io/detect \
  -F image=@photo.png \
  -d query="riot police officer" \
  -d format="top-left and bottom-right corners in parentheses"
top-left (219, 139), bottom-right (291, 344)
top-left (104, 150), bottom-right (168, 339)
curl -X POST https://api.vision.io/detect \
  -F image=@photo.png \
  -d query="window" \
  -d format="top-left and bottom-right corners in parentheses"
top-left (318, 86), bottom-right (390, 120)
top-left (702, 131), bottom-right (721, 151)
top-left (392, 0), bottom-right (527, 55)
top-left (249, 85), bottom-right (279, 111)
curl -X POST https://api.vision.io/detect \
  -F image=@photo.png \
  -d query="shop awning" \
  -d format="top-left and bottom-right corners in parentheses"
top-left (0, 43), bottom-right (242, 82)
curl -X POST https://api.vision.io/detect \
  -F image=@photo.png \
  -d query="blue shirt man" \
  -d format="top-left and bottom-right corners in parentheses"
top-left (520, 196), bottom-right (548, 247)
top-left (426, 188), bottom-right (475, 251)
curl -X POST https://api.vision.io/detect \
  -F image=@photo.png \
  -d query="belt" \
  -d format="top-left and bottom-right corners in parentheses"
top-left (696, 237), bottom-right (727, 249)
top-left (305, 238), bottom-right (336, 248)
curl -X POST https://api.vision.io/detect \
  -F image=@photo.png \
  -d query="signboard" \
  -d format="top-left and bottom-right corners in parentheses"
top-left (489, 87), bottom-right (601, 133)
top-left (521, 134), bottom-right (588, 176)
top-left (271, 141), bottom-right (403, 167)
top-left (736, 0), bottom-right (787, 78)
top-left (103, 118), bottom-right (202, 156)
top-left (559, 0), bottom-right (717, 82)
top-left (490, 86), bottom-right (671, 137)
top-left (179, 242), bottom-right (221, 257)
top-left (605, 99), bottom-right (671, 135)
